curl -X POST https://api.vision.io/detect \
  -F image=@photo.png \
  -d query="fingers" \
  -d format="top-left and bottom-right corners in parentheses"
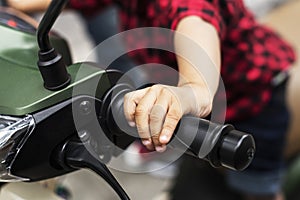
top-left (160, 100), bottom-right (182, 144)
top-left (152, 88), bottom-right (182, 146)
top-left (135, 88), bottom-right (159, 149)
top-left (149, 87), bottom-right (183, 151)
top-left (124, 85), bottom-right (182, 152)
top-left (149, 94), bottom-right (169, 152)
top-left (124, 88), bottom-right (149, 126)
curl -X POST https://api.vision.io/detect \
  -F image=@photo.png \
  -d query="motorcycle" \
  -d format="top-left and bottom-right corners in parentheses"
top-left (0, 0), bottom-right (295, 199)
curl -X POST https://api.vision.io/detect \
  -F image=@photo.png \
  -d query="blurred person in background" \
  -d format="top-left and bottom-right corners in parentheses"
top-left (244, 0), bottom-right (290, 17)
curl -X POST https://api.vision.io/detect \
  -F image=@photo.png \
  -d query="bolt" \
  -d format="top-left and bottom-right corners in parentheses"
top-left (99, 154), bottom-right (105, 160)
top-left (247, 148), bottom-right (255, 160)
top-left (78, 130), bottom-right (90, 142)
top-left (79, 101), bottom-right (92, 115)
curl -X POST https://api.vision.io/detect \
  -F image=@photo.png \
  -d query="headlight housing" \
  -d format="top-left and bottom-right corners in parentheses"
top-left (0, 115), bottom-right (35, 182)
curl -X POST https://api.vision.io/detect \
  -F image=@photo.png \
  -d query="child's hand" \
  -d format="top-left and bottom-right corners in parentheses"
top-left (123, 84), bottom-right (212, 152)
top-left (7, 0), bottom-right (51, 13)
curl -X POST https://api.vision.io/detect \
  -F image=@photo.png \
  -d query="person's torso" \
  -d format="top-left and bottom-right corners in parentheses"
top-left (69, 0), bottom-right (296, 121)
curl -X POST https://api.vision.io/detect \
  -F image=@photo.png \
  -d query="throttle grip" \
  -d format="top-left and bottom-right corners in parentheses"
top-left (101, 83), bottom-right (255, 171)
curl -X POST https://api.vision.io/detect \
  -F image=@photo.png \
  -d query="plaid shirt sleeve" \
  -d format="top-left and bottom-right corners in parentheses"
top-left (168, 0), bottom-right (226, 40)
top-left (164, 0), bottom-right (296, 121)
top-left (68, 0), bottom-right (114, 17)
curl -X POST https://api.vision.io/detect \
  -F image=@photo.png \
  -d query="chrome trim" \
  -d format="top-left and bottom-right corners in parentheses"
top-left (0, 115), bottom-right (35, 182)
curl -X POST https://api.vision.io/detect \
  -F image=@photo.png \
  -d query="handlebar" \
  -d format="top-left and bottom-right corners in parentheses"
top-left (101, 83), bottom-right (256, 171)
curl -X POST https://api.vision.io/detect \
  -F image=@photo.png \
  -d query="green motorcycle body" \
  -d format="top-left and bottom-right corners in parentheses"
top-left (0, 13), bottom-right (119, 182)
top-left (0, 24), bottom-right (110, 116)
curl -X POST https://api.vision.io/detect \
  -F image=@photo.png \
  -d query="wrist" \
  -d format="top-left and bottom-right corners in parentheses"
top-left (179, 84), bottom-right (213, 117)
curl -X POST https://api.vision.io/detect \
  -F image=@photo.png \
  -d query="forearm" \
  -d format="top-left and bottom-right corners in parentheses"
top-left (124, 16), bottom-right (221, 151)
top-left (6, 0), bottom-right (51, 12)
top-left (174, 15), bottom-right (221, 115)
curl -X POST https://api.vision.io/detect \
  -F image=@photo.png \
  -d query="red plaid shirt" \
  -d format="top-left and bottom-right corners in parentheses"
top-left (69, 0), bottom-right (296, 122)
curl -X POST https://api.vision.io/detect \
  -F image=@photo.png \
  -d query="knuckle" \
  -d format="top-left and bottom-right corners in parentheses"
top-left (151, 131), bottom-right (160, 139)
top-left (151, 84), bottom-right (162, 91)
top-left (164, 113), bottom-right (181, 131)
top-left (124, 92), bottom-right (134, 101)
top-left (150, 126), bottom-right (162, 138)
top-left (150, 84), bottom-right (166, 95)
top-left (135, 104), bottom-right (147, 116)
top-left (151, 135), bottom-right (161, 146)
top-left (168, 109), bottom-right (182, 121)
top-left (163, 121), bottom-right (179, 132)
top-left (136, 126), bottom-right (149, 138)
top-left (150, 112), bottom-right (162, 123)
top-left (163, 122), bottom-right (177, 132)
top-left (160, 87), bottom-right (170, 95)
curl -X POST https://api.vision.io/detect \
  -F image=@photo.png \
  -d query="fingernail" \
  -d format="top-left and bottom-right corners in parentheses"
top-left (142, 139), bottom-right (151, 146)
top-left (155, 145), bottom-right (166, 153)
top-left (160, 135), bottom-right (169, 143)
top-left (128, 121), bottom-right (136, 127)
top-left (160, 129), bottom-right (171, 143)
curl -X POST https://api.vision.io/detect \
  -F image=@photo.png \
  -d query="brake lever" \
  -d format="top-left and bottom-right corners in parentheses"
top-left (56, 137), bottom-right (130, 200)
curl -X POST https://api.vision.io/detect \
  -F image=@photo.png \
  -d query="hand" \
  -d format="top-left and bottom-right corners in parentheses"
top-left (6, 0), bottom-right (51, 12)
top-left (123, 84), bottom-right (212, 152)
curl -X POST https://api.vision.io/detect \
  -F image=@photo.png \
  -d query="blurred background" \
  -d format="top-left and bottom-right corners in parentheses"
top-left (0, 0), bottom-right (300, 199)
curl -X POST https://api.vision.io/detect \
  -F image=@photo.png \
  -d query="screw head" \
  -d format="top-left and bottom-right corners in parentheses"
top-left (79, 101), bottom-right (92, 115)
top-left (78, 130), bottom-right (90, 142)
top-left (247, 148), bottom-right (255, 160)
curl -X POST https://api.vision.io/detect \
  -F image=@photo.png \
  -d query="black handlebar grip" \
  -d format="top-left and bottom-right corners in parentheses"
top-left (170, 116), bottom-right (255, 171)
top-left (219, 129), bottom-right (255, 170)
top-left (102, 83), bottom-right (255, 171)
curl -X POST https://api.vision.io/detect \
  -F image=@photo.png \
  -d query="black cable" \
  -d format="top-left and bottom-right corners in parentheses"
top-left (63, 139), bottom-right (130, 200)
